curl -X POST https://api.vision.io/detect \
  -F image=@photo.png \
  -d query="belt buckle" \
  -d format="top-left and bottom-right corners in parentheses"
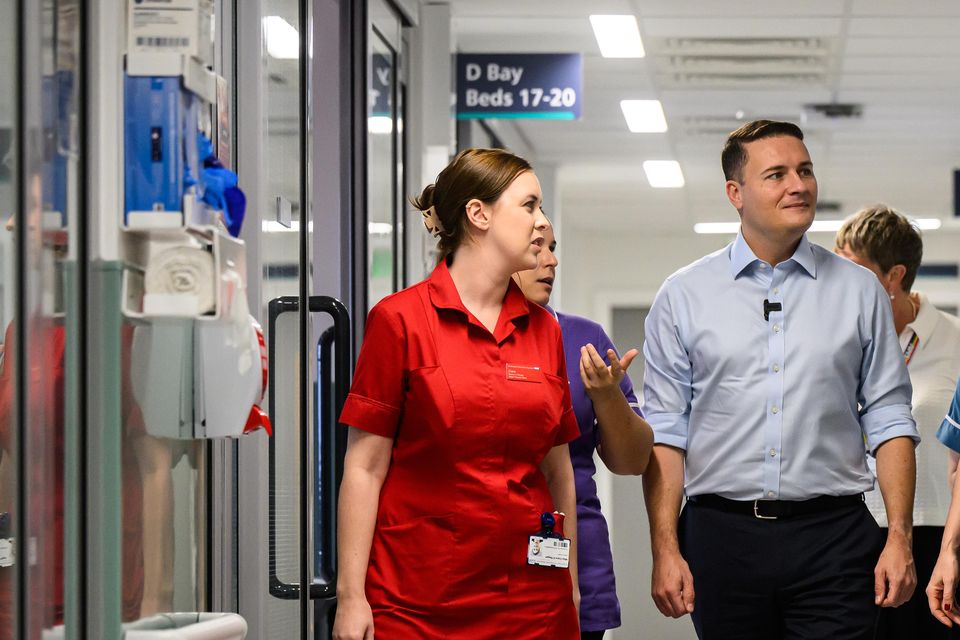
top-left (753, 499), bottom-right (778, 520)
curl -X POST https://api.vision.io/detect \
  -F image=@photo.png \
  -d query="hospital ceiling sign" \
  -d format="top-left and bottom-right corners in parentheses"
top-left (456, 53), bottom-right (582, 121)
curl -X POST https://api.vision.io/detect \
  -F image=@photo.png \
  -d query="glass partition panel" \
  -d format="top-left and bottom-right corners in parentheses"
top-left (261, 0), bottom-right (305, 635)
top-left (15, 0), bottom-right (82, 637)
top-left (0, 0), bottom-right (18, 635)
top-left (366, 31), bottom-right (397, 310)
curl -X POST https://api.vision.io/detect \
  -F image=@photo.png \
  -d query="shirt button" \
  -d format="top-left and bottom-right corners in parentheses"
top-left (770, 448), bottom-right (777, 457)
top-left (768, 490), bottom-right (775, 497)
top-left (773, 288), bottom-right (780, 294)
top-left (759, 263), bottom-right (767, 269)
top-left (773, 364), bottom-right (781, 373)
top-left (771, 406), bottom-right (780, 414)
top-left (773, 324), bottom-right (781, 333)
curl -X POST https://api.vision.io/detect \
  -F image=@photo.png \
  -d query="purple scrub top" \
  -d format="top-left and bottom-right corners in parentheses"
top-left (554, 309), bottom-right (641, 633)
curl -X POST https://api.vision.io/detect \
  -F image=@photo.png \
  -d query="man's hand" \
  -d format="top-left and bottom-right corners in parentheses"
top-left (874, 532), bottom-right (916, 607)
top-left (927, 547), bottom-right (960, 627)
top-left (651, 549), bottom-right (696, 618)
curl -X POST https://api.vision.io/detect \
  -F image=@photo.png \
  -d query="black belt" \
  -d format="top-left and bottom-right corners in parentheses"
top-left (687, 493), bottom-right (864, 520)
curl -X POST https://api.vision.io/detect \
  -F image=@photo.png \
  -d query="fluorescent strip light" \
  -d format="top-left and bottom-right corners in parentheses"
top-left (368, 116), bottom-right (393, 134)
top-left (589, 15), bottom-right (645, 58)
top-left (261, 220), bottom-right (396, 234)
top-left (620, 100), bottom-right (667, 133)
top-left (262, 220), bottom-right (313, 233)
top-left (643, 160), bottom-right (684, 188)
top-left (916, 218), bottom-right (943, 230)
top-left (693, 218), bottom-right (944, 234)
top-left (368, 222), bottom-right (393, 235)
top-left (264, 16), bottom-right (300, 60)
top-left (693, 222), bottom-right (741, 234)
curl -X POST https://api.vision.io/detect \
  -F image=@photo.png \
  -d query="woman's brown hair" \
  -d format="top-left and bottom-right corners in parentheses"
top-left (835, 204), bottom-right (923, 292)
top-left (411, 148), bottom-right (532, 257)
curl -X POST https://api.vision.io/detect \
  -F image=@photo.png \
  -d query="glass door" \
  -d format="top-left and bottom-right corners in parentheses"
top-left (259, 0), bottom-right (311, 635)
top-left (0, 0), bottom-right (83, 638)
top-left (365, 0), bottom-right (407, 312)
top-left (237, 0), bottom-right (356, 638)
top-left (0, 0), bottom-right (20, 633)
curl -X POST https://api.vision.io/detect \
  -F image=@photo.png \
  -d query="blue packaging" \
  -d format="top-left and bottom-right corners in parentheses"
top-left (124, 75), bottom-right (189, 226)
top-left (42, 73), bottom-right (69, 228)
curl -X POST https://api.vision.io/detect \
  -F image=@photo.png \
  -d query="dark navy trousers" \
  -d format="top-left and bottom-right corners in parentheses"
top-left (680, 499), bottom-right (885, 640)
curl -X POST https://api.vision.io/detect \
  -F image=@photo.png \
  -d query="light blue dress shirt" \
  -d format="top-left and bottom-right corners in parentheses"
top-left (643, 232), bottom-right (919, 501)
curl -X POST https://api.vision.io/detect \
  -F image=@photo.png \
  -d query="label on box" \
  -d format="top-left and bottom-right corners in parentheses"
top-left (216, 75), bottom-right (231, 168)
top-left (128, 0), bottom-right (199, 57)
top-left (0, 538), bottom-right (15, 568)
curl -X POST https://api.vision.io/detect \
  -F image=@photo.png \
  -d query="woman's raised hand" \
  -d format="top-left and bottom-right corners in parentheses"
top-left (579, 343), bottom-right (638, 401)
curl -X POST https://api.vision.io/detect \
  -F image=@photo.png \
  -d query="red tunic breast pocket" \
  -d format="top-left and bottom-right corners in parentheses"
top-left (503, 371), bottom-right (569, 463)
top-left (405, 365), bottom-right (456, 432)
top-left (541, 372), bottom-right (568, 435)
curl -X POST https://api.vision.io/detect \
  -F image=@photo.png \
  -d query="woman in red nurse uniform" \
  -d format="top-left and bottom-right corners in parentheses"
top-left (332, 148), bottom-right (581, 639)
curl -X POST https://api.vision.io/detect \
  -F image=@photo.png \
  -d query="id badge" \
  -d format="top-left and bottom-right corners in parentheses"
top-left (527, 534), bottom-right (570, 568)
top-left (526, 511), bottom-right (570, 569)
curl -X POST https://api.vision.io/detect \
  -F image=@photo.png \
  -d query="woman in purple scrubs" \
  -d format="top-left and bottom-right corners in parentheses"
top-left (514, 222), bottom-right (654, 639)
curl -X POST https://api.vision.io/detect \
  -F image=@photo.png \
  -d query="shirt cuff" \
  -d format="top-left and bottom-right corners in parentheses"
top-left (628, 402), bottom-right (643, 418)
top-left (647, 413), bottom-right (688, 451)
top-left (862, 404), bottom-right (920, 455)
top-left (339, 393), bottom-right (401, 439)
top-left (936, 415), bottom-right (960, 453)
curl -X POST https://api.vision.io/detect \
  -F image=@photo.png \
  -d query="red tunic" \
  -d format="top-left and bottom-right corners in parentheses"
top-left (340, 260), bottom-right (581, 638)
top-left (0, 320), bottom-right (144, 639)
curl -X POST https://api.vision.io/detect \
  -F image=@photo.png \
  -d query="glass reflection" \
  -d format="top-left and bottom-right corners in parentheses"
top-left (121, 350), bottom-right (207, 620)
top-left (0, 0), bottom-right (17, 633)
top-left (2, 0), bottom-right (83, 636)
top-left (367, 33), bottom-right (396, 310)
top-left (261, 0), bottom-right (303, 635)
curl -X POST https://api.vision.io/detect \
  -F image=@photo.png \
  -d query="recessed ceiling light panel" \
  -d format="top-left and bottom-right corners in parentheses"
top-left (620, 100), bottom-right (667, 133)
top-left (643, 161), bottom-right (685, 188)
top-left (589, 15), bottom-right (645, 58)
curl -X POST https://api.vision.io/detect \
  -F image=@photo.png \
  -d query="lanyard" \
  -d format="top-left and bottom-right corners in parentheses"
top-left (903, 332), bottom-right (920, 367)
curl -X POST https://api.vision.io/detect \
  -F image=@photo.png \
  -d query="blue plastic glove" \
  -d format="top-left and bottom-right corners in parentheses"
top-left (197, 133), bottom-right (246, 237)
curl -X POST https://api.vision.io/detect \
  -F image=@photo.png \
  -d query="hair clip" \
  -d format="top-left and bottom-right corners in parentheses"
top-left (422, 205), bottom-right (444, 238)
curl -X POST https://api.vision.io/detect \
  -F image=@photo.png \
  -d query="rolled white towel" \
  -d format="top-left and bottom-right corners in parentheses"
top-left (144, 246), bottom-right (216, 315)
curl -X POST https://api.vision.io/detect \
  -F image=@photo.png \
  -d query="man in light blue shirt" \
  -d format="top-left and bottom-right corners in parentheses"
top-left (641, 120), bottom-right (920, 640)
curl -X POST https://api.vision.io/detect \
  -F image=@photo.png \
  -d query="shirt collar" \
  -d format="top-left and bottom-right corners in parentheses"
top-left (904, 292), bottom-right (938, 346)
top-left (426, 258), bottom-right (531, 328)
top-left (729, 231), bottom-right (817, 279)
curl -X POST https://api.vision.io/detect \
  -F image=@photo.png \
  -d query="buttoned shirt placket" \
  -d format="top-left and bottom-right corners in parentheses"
top-left (761, 261), bottom-right (787, 499)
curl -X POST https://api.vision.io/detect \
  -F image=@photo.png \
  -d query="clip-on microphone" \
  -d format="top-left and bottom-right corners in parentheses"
top-left (763, 299), bottom-right (782, 321)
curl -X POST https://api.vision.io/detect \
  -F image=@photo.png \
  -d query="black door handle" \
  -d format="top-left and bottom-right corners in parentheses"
top-left (267, 295), bottom-right (350, 600)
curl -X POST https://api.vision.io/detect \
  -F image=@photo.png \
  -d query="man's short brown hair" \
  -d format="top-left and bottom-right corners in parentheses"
top-left (835, 204), bottom-right (923, 292)
top-left (722, 120), bottom-right (805, 182)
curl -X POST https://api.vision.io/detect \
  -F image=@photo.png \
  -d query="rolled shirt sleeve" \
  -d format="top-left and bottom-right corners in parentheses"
top-left (936, 380), bottom-right (960, 453)
top-left (642, 283), bottom-right (691, 450)
top-left (858, 277), bottom-right (919, 454)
